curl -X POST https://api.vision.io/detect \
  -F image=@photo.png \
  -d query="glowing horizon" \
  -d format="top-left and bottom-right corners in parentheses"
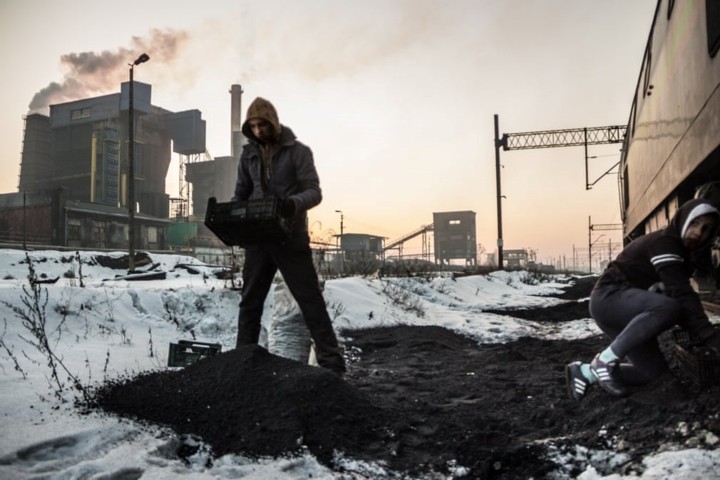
top-left (0, 0), bottom-right (658, 265)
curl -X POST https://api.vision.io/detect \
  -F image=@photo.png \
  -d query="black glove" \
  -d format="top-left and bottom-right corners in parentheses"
top-left (704, 333), bottom-right (720, 356)
top-left (279, 198), bottom-right (296, 218)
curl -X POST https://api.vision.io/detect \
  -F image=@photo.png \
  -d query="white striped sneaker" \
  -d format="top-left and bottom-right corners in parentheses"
top-left (590, 354), bottom-right (627, 397)
top-left (565, 361), bottom-right (589, 401)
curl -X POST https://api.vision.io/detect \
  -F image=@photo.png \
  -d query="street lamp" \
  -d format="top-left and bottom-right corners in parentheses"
top-left (127, 52), bottom-right (150, 273)
top-left (335, 210), bottom-right (344, 273)
top-left (335, 210), bottom-right (344, 240)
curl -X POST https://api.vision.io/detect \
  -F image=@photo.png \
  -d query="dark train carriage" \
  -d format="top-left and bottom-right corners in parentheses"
top-left (620, 0), bottom-right (720, 240)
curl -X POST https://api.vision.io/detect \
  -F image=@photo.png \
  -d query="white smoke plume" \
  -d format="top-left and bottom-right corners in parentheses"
top-left (28, 28), bottom-right (188, 114)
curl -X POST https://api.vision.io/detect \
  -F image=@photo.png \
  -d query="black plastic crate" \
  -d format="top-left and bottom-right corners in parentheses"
top-left (672, 328), bottom-right (702, 349)
top-left (672, 325), bottom-right (720, 348)
top-left (672, 326), bottom-right (720, 386)
top-left (168, 340), bottom-right (222, 367)
top-left (204, 197), bottom-right (291, 247)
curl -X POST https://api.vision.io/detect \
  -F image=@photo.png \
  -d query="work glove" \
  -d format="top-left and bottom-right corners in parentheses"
top-left (704, 333), bottom-right (720, 357)
top-left (279, 198), bottom-right (296, 218)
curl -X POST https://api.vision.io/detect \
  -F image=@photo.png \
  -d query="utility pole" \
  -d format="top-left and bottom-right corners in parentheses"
top-left (494, 114), bottom-right (504, 269)
top-left (494, 120), bottom-right (626, 270)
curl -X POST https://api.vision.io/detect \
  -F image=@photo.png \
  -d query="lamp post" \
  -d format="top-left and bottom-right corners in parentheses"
top-left (335, 210), bottom-right (344, 273)
top-left (335, 210), bottom-right (344, 240)
top-left (127, 52), bottom-right (150, 273)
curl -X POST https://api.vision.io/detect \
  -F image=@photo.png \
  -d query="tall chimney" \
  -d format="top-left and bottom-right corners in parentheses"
top-left (230, 84), bottom-right (244, 160)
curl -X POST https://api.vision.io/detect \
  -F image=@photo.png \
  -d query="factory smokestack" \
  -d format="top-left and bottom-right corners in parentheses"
top-left (230, 84), bottom-right (244, 161)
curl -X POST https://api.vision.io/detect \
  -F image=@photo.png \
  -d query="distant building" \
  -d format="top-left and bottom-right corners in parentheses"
top-left (0, 189), bottom-right (167, 250)
top-left (183, 154), bottom-right (237, 249)
top-left (433, 211), bottom-right (477, 266)
top-left (185, 156), bottom-right (237, 218)
top-left (2, 82), bottom-right (207, 250)
top-left (340, 233), bottom-right (385, 255)
top-left (18, 81), bottom-right (205, 218)
top-left (504, 249), bottom-right (530, 269)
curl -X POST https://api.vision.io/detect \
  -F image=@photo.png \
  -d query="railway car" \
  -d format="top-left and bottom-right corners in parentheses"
top-left (620, 0), bottom-right (720, 247)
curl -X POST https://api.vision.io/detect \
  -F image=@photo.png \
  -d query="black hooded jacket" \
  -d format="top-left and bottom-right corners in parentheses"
top-left (595, 198), bottom-right (720, 339)
top-left (233, 98), bottom-right (322, 238)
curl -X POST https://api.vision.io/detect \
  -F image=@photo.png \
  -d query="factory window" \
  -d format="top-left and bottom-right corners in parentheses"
top-left (68, 219), bottom-right (81, 241)
top-left (147, 226), bottom-right (158, 243)
top-left (93, 223), bottom-right (105, 242)
top-left (70, 108), bottom-right (91, 120)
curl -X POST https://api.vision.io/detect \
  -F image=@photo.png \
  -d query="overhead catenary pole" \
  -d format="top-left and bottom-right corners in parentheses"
top-left (495, 121), bottom-right (625, 269)
top-left (494, 114), bottom-right (504, 269)
top-left (584, 128), bottom-right (589, 190)
top-left (588, 216), bottom-right (592, 273)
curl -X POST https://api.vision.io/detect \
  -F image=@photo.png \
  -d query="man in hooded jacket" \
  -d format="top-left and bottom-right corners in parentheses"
top-left (232, 97), bottom-right (345, 376)
top-left (566, 198), bottom-right (720, 400)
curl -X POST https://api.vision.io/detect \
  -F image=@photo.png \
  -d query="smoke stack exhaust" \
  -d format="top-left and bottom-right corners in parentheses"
top-left (230, 84), bottom-right (244, 160)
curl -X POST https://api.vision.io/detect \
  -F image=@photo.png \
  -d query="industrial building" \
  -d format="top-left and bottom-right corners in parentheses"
top-left (19, 82), bottom-right (206, 218)
top-left (168, 85), bottom-right (243, 250)
top-left (0, 189), bottom-right (168, 250)
top-left (432, 211), bottom-right (477, 266)
top-left (2, 81), bottom-right (210, 250)
top-left (2, 81), bottom-right (487, 269)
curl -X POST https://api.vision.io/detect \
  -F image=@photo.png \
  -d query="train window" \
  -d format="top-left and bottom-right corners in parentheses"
top-left (642, 47), bottom-right (653, 98)
top-left (709, 0), bottom-right (720, 57)
top-left (668, 0), bottom-right (674, 19)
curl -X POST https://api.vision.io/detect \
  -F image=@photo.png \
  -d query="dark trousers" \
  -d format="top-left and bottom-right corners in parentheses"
top-left (237, 239), bottom-right (345, 373)
top-left (589, 284), bottom-right (682, 385)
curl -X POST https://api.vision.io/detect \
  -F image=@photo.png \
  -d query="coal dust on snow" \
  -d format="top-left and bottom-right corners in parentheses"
top-left (87, 275), bottom-right (720, 479)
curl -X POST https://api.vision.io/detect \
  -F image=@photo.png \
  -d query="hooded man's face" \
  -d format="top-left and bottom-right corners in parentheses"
top-left (248, 118), bottom-right (274, 144)
top-left (682, 213), bottom-right (718, 250)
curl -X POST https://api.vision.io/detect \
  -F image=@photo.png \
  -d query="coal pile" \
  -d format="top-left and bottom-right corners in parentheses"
top-left (92, 345), bottom-right (389, 465)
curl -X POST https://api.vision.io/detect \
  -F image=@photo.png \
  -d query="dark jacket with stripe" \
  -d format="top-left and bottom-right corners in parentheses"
top-left (595, 198), bottom-right (720, 340)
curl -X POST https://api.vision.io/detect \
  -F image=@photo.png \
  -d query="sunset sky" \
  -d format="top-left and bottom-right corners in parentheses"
top-left (0, 0), bottom-right (658, 266)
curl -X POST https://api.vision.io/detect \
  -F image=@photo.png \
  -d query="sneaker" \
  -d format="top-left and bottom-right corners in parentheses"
top-left (565, 361), bottom-right (589, 401)
top-left (590, 354), bottom-right (628, 397)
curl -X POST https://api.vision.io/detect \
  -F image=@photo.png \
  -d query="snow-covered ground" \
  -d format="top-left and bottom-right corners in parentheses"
top-left (0, 249), bottom-right (718, 479)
